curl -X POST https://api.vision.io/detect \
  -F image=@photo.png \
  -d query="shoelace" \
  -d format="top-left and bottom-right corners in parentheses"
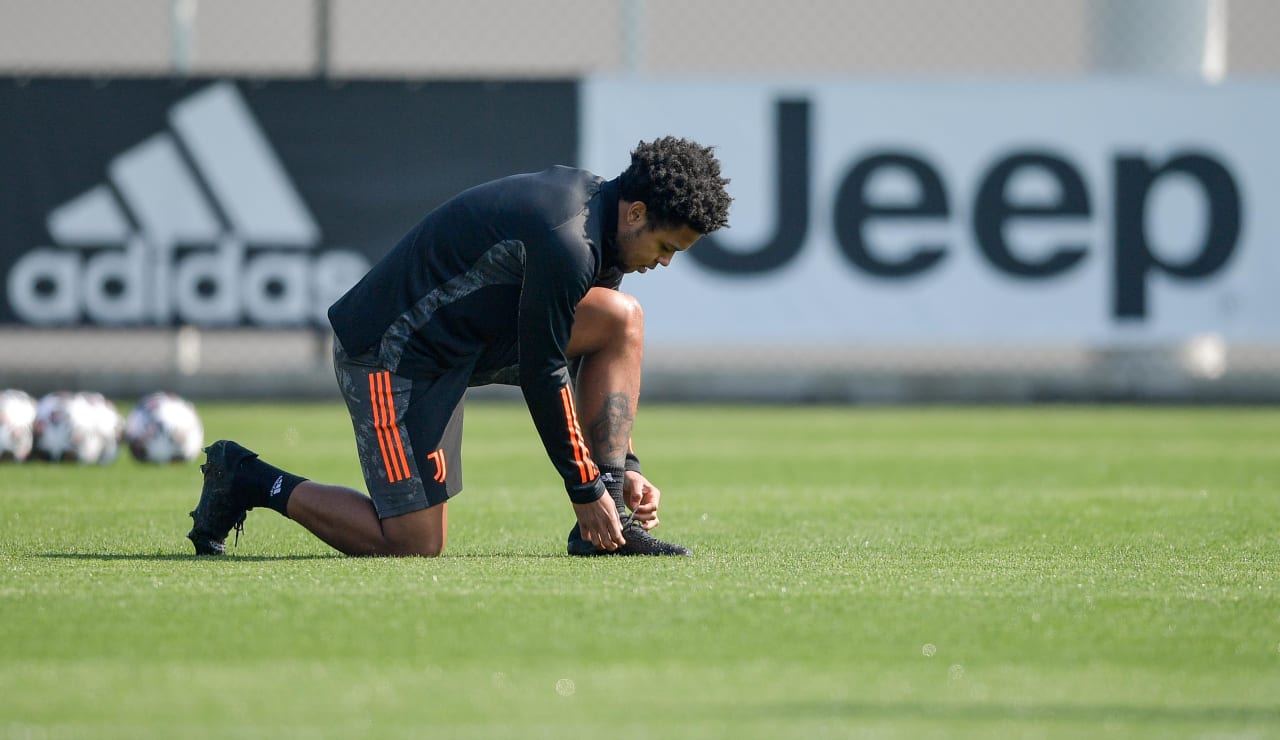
top-left (621, 514), bottom-right (660, 544)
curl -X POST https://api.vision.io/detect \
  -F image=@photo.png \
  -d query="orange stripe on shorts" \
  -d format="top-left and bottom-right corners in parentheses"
top-left (370, 372), bottom-right (409, 483)
top-left (378, 372), bottom-right (412, 481)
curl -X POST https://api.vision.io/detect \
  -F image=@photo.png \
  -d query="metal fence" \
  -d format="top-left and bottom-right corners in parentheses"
top-left (3, 0), bottom-right (1279, 78)
top-left (1, 0), bottom-right (1278, 403)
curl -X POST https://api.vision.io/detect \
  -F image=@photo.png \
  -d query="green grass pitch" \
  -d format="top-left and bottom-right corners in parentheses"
top-left (1, 403), bottom-right (1278, 738)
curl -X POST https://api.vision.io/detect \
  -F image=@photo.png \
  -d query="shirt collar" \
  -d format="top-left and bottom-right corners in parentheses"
top-left (597, 177), bottom-right (621, 268)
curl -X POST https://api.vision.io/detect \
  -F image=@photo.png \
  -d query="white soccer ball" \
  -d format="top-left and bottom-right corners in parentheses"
top-left (81, 392), bottom-right (126, 464)
top-left (32, 391), bottom-right (109, 463)
top-left (0, 390), bottom-right (38, 462)
top-left (125, 392), bottom-right (205, 463)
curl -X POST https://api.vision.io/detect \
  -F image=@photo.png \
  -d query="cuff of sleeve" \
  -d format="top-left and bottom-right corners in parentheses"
top-left (567, 477), bottom-right (607, 504)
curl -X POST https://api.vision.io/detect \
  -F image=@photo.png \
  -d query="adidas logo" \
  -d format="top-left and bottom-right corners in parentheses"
top-left (6, 82), bottom-right (369, 327)
top-left (269, 475), bottom-right (283, 497)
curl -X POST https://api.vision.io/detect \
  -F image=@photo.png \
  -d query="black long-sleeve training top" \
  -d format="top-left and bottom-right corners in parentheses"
top-left (328, 166), bottom-right (627, 504)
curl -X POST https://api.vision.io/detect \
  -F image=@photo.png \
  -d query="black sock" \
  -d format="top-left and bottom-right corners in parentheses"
top-left (231, 455), bottom-right (306, 518)
top-left (599, 464), bottom-right (627, 520)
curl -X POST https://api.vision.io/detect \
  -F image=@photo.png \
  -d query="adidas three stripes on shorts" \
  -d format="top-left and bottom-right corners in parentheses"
top-left (332, 336), bottom-right (465, 518)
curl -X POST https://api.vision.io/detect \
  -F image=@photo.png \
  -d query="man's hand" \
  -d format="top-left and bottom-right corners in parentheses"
top-left (572, 494), bottom-right (625, 551)
top-left (624, 471), bottom-right (662, 531)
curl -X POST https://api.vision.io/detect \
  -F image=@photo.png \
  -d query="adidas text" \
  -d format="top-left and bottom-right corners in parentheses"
top-left (6, 82), bottom-right (369, 327)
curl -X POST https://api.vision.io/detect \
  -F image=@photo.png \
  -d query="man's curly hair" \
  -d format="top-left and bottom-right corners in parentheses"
top-left (617, 137), bottom-right (732, 234)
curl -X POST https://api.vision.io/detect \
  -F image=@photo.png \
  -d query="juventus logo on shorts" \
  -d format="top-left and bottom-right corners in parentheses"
top-left (426, 449), bottom-right (447, 483)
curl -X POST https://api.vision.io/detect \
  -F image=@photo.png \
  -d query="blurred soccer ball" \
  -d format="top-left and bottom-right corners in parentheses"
top-left (125, 392), bottom-right (205, 463)
top-left (0, 389), bottom-right (38, 462)
top-left (82, 392), bottom-right (125, 464)
top-left (1179, 333), bottom-right (1228, 380)
top-left (32, 391), bottom-right (114, 463)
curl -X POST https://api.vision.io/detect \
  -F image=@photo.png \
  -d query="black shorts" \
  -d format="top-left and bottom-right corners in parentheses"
top-left (333, 337), bottom-right (465, 519)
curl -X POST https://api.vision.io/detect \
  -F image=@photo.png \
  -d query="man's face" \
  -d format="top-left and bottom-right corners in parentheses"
top-left (614, 201), bottom-right (702, 274)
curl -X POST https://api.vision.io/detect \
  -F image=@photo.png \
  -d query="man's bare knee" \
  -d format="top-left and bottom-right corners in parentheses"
top-left (376, 504), bottom-right (447, 557)
top-left (391, 541), bottom-right (445, 557)
top-left (573, 289), bottom-right (644, 354)
top-left (361, 533), bottom-right (443, 557)
top-left (604, 290), bottom-right (643, 329)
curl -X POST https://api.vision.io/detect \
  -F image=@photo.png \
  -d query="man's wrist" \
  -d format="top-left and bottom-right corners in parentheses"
top-left (567, 477), bottom-right (607, 504)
